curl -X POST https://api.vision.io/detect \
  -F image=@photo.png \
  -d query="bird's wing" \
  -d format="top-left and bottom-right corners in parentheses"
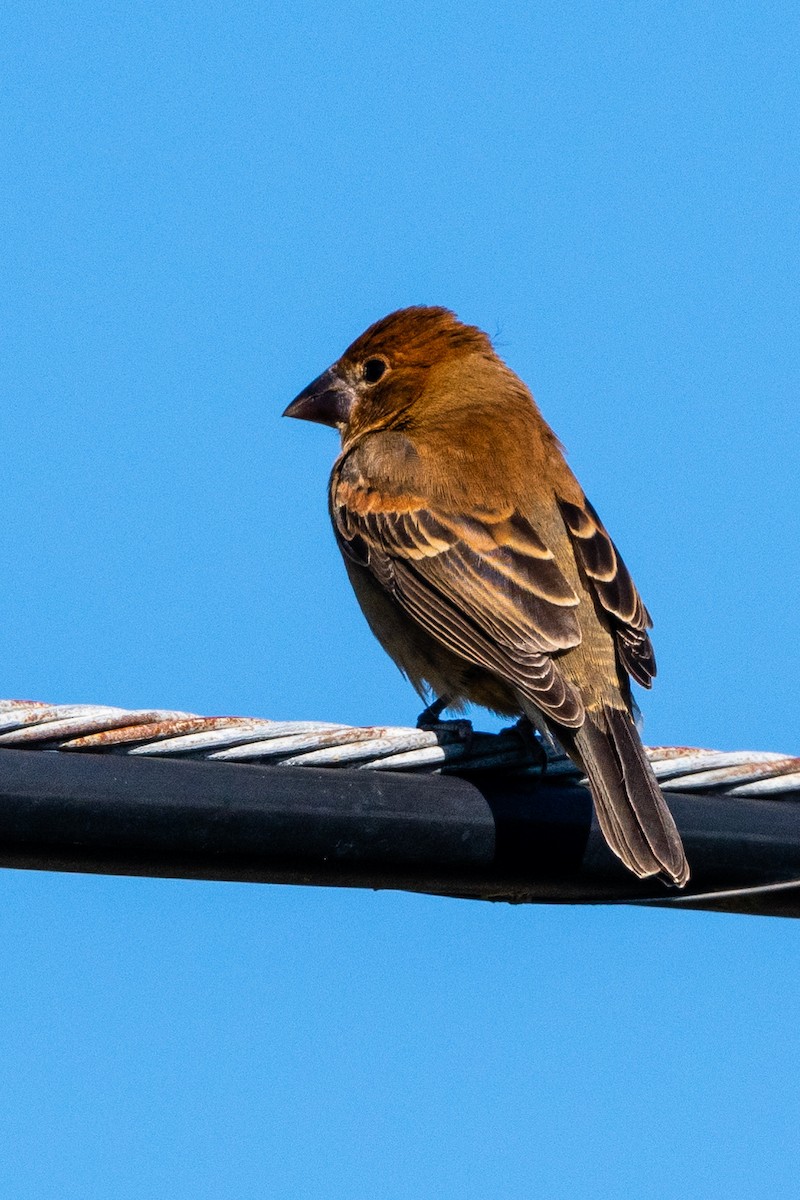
top-left (557, 497), bottom-right (656, 687)
top-left (332, 446), bottom-right (585, 726)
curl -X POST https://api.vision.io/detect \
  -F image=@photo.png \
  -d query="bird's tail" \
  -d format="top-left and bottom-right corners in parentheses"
top-left (566, 705), bottom-right (689, 886)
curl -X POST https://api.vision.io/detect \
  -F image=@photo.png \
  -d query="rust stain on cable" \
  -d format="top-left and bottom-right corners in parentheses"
top-left (0, 699), bottom-right (797, 798)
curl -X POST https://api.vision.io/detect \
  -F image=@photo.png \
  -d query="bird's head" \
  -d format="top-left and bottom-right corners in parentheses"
top-left (283, 306), bottom-right (493, 444)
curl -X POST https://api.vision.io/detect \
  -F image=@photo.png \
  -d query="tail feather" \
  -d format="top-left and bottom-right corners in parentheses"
top-left (570, 706), bottom-right (689, 886)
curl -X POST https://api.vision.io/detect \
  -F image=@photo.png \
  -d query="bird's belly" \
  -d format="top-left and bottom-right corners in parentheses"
top-left (342, 556), bottom-right (521, 715)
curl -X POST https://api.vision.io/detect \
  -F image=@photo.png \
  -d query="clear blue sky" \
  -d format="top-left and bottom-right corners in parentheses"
top-left (2, 1), bottom-right (799, 1196)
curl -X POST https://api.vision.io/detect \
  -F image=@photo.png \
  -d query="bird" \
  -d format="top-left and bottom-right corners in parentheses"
top-left (283, 306), bottom-right (688, 886)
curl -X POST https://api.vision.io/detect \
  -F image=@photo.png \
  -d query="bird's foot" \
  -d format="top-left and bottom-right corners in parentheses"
top-left (416, 697), bottom-right (473, 749)
top-left (501, 715), bottom-right (549, 771)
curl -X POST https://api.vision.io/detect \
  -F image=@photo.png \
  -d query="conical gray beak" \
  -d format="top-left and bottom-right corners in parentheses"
top-left (283, 367), bottom-right (356, 428)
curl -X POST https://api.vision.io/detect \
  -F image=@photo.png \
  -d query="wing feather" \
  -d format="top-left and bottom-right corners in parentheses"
top-left (332, 449), bottom-right (585, 726)
top-left (558, 497), bottom-right (656, 687)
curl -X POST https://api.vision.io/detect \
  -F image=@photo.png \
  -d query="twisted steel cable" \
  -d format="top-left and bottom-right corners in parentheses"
top-left (1, 699), bottom-right (798, 798)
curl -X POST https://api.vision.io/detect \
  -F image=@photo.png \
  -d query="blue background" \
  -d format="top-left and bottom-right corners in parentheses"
top-left (2, 2), bottom-right (799, 1195)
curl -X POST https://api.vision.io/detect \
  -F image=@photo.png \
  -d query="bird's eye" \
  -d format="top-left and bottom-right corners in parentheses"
top-left (362, 358), bottom-right (388, 384)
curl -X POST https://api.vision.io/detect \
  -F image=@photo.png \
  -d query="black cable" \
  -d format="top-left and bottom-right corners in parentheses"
top-left (0, 748), bottom-right (798, 917)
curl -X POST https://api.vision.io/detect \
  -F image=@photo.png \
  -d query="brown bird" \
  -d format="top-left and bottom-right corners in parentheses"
top-left (284, 307), bottom-right (688, 886)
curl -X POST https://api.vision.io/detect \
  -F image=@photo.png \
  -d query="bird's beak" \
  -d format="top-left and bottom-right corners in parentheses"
top-left (283, 367), bottom-right (356, 428)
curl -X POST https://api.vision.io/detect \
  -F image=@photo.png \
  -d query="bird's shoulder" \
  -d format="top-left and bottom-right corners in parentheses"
top-left (332, 404), bottom-right (550, 514)
top-left (334, 431), bottom-right (425, 501)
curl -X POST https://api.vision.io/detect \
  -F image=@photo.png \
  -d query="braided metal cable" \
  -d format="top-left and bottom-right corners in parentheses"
top-left (0, 699), bottom-right (798, 798)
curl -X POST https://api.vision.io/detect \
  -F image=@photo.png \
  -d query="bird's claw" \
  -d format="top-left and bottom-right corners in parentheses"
top-left (419, 718), bottom-right (475, 752)
top-left (416, 698), bottom-right (473, 750)
top-left (501, 715), bottom-right (549, 771)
